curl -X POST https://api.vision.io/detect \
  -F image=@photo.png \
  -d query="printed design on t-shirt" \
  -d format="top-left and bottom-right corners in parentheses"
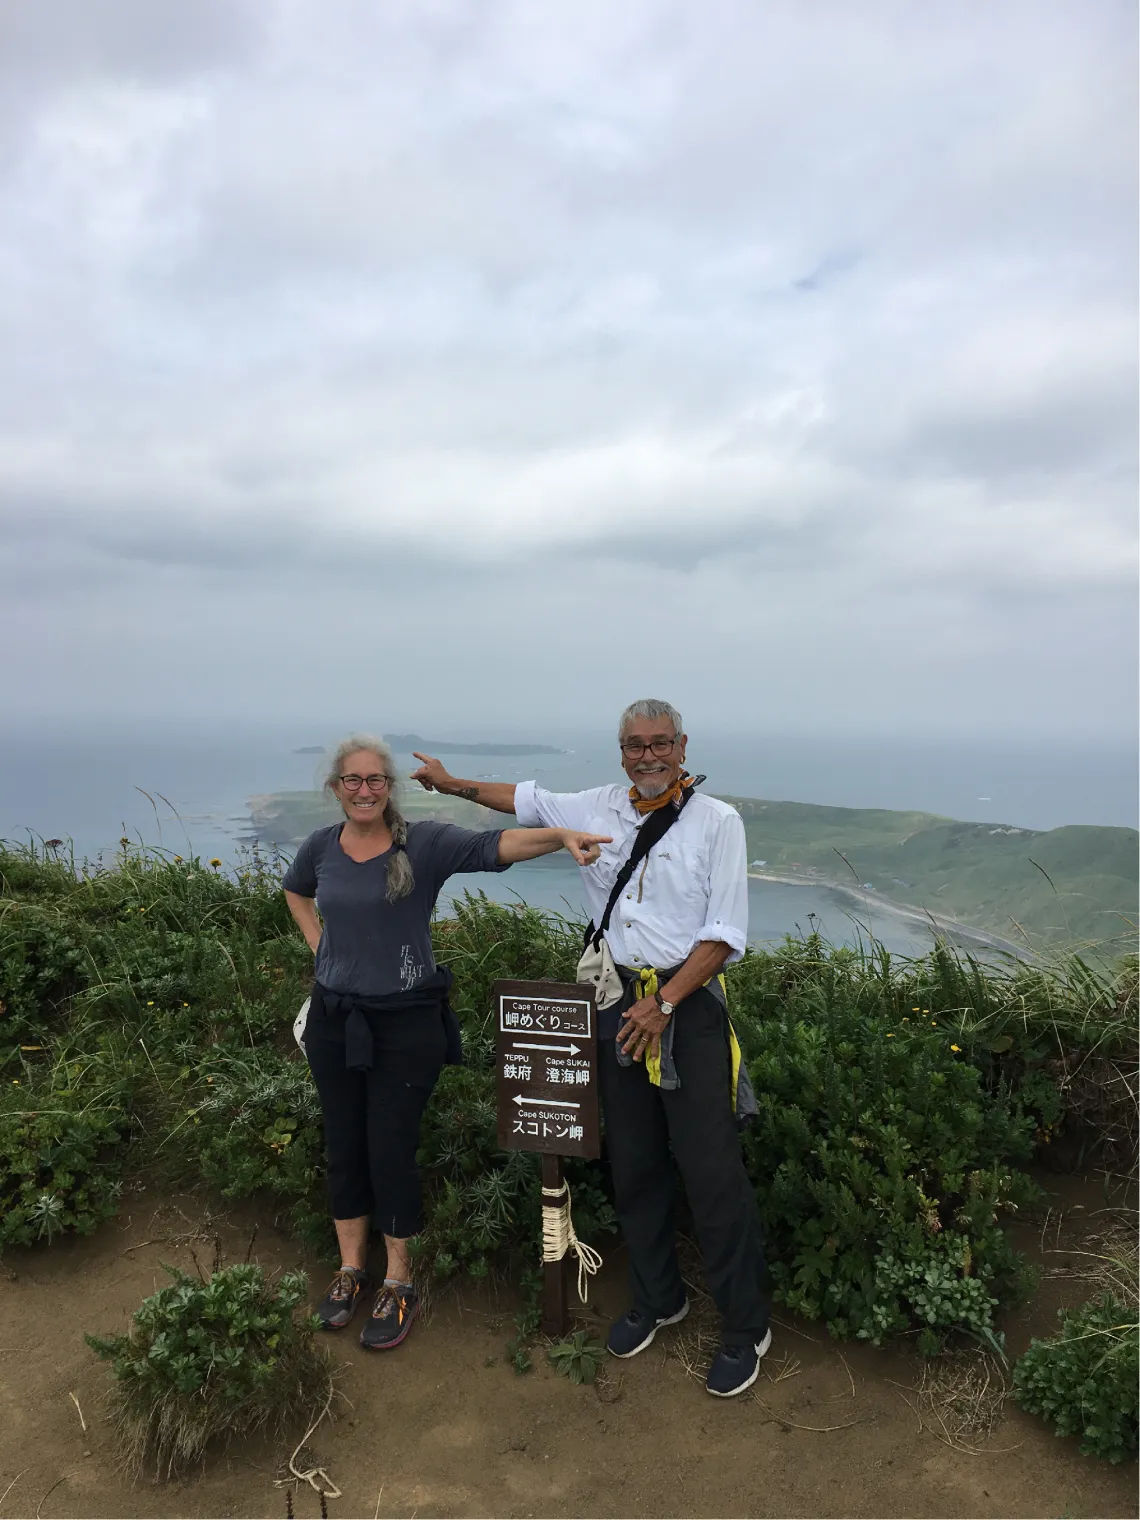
top-left (399, 944), bottom-right (425, 990)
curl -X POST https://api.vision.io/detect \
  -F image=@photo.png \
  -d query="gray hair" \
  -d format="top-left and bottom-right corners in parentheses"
top-left (323, 734), bottom-right (414, 901)
top-left (618, 699), bottom-right (683, 739)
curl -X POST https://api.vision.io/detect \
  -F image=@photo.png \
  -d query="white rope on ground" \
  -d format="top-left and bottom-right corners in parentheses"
top-left (542, 1180), bottom-right (603, 1304)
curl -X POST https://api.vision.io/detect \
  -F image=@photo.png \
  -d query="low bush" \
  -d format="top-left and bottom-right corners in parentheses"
top-left (738, 965), bottom-right (1040, 1343)
top-left (0, 1046), bottom-right (134, 1247)
top-left (176, 1046), bottom-right (329, 1250)
top-left (86, 1262), bottom-right (331, 1478)
top-left (1013, 1292), bottom-right (1139, 1463)
top-left (0, 901), bottom-right (90, 1051)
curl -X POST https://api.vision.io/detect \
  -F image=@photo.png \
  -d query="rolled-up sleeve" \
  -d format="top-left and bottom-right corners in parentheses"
top-left (513, 781), bottom-right (609, 832)
top-left (697, 808), bottom-right (748, 961)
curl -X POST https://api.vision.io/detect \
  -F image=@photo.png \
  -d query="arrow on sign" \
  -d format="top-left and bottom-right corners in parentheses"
top-left (513, 1094), bottom-right (580, 1110)
top-left (511, 1041), bottom-right (581, 1055)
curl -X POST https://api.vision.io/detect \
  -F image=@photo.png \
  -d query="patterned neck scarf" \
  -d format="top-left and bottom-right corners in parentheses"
top-left (628, 770), bottom-right (698, 815)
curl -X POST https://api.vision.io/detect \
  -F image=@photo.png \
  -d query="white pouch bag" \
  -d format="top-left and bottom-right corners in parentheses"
top-left (293, 996), bottom-right (311, 1054)
top-left (576, 931), bottom-right (624, 1010)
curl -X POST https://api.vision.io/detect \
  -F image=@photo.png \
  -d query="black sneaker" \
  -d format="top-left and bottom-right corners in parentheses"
top-left (360, 1281), bottom-right (420, 1350)
top-left (606, 1300), bottom-right (689, 1359)
top-left (315, 1266), bottom-right (371, 1330)
top-left (705, 1328), bottom-right (773, 1397)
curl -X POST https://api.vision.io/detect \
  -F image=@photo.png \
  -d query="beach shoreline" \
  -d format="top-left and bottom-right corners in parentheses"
top-left (746, 870), bottom-right (1025, 956)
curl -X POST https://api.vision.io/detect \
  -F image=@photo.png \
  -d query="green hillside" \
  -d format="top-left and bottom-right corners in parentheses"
top-left (247, 787), bottom-right (494, 846)
top-left (248, 788), bottom-right (1137, 949)
top-left (728, 797), bottom-right (1138, 948)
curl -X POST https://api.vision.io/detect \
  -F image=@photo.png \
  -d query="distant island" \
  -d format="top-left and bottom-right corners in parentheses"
top-left (248, 786), bottom-right (1137, 951)
top-left (293, 735), bottom-right (564, 757)
top-left (383, 733), bottom-right (566, 756)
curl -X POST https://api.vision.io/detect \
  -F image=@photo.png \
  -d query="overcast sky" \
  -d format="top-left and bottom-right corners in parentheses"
top-left (1, 0), bottom-right (1135, 740)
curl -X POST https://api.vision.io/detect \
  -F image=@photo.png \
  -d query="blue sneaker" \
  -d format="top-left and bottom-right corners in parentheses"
top-left (705, 1328), bottom-right (773, 1397)
top-left (606, 1300), bottom-right (689, 1358)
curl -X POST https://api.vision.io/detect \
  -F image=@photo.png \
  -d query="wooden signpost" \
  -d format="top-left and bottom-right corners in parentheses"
top-left (493, 979), bottom-right (600, 1335)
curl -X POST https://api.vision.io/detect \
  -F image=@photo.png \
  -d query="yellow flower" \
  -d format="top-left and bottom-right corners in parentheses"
top-left (902, 1017), bottom-right (909, 1022)
top-left (951, 1044), bottom-right (961, 1052)
top-left (182, 1002), bottom-right (189, 1008)
top-left (912, 1007), bottom-right (920, 1012)
top-left (886, 1033), bottom-right (895, 1038)
top-left (210, 858), bottom-right (222, 868)
top-left (147, 1001), bottom-right (154, 1007)
top-left (12, 1079), bottom-right (19, 1085)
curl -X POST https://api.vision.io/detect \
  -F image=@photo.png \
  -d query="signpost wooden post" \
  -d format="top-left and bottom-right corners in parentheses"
top-left (493, 979), bottom-right (600, 1336)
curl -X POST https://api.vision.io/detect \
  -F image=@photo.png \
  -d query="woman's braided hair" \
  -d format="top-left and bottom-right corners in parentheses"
top-left (323, 734), bottom-right (415, 901)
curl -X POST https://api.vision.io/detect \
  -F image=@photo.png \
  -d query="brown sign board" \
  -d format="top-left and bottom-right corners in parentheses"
top-left (493, 979), bottom-right (600, 1160)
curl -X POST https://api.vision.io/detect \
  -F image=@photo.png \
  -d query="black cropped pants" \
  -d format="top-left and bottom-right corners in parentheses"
top-left (598, 984), bottom-right (769, 1345)
top-left (305, 989), bottom-right (447, 1238)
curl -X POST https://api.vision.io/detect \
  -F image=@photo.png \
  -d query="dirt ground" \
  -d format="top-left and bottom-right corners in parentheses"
top-left (0, 1172), bottom-right (1135, 1520)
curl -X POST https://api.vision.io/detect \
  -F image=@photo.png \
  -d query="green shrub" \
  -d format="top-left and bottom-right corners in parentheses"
top-left (86, 1263), bottom-right (331, 1478)
top-left (178, 1047), bottom-right (329, 1249)
top-left (1013, 1293), bottom-right (1139, 1463)
top-left (0, 902), bottom-right (90, 1050)
top-left (738, 966), bottom-right (1040, 1343)
top-left (0, 1052), bottom-right (133, 1247)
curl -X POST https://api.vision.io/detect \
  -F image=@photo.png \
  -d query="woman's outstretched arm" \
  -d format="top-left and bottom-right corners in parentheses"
top-left (496, 828), bottom-right (610, 866)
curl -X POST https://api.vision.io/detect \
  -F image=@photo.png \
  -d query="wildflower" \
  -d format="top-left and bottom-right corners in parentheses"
top-left (174, 855), bottom-right (183, 863)
top-left (182, 1002), bottom-right (189, 1008)
top-left (147, 1001), bottom-right (154, 1007)
top-left (209, 858), bottom-right (222, 868)
top-left (886, 1033), bottom-right (895, 1038)
top-left (950, 1044), bottom-right (961, 1052)
top-left (911, 1007), bottom-right (920, 1012)
top-left (902, 1017), bottom-right (909, 1022)
top-left (12, 1079), bottom-right (19, 1085)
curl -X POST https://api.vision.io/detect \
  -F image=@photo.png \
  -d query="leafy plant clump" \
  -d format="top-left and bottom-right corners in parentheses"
top-left (0, 1049), bottom-right (134, 1247)
top-left (86, 1263), bottom-right (331, 1478)
top-left (548, 1330), bottom-right (606, 1385)
top-left (1012, 1293), bottom-right (1139, 1463)
top-left (738, 958), bottom-right (1041, 1344)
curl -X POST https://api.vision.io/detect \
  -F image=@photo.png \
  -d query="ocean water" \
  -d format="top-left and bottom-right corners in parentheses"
top-left (1, 722), bottom-right (1133, 958)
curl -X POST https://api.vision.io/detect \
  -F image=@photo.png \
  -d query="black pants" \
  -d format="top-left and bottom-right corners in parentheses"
top-left (598, 985), bottom-right (769, 1344)
top-left (305, 992), bottom-right (446, 1238)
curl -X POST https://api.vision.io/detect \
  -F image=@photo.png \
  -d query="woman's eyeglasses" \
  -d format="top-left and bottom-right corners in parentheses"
top-left (337, 774), bottom-right (391, 792)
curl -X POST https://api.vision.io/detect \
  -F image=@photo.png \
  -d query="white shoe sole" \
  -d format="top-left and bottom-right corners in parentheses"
top-left (608, 1299), bottom-right (691, 1359)
top-left (706, 1327), bottom-right (773, 1397)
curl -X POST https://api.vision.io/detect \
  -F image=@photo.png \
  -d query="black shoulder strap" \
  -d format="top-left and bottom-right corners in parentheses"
top-left (588, 776), bottom-right (705, 948)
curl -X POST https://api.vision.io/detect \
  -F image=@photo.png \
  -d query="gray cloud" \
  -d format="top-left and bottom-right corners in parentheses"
top-left (0, 0), bottom-right (1135, 739)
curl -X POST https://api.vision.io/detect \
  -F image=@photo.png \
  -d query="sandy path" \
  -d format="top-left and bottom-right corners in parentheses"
top-left (0, 1175), bottom-right (1133, 1519)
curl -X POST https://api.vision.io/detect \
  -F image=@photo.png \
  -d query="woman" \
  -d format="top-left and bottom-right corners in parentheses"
top-left (283, 734), bottom-right (608, 1352)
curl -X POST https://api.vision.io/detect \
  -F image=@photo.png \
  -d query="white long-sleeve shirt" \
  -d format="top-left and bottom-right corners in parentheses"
top-left (513, 780), bottom-right (748, 971)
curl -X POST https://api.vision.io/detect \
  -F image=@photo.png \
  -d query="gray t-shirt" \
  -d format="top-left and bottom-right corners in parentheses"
top-left (282, 821), bottom-right (507, 996)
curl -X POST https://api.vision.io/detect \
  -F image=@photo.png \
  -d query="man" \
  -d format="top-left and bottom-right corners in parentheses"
top-left (411, 698), bottom-right (771, 1398)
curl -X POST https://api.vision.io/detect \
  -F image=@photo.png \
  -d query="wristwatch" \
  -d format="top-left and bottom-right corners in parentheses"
top-left (654, 992), bottom-right (676, 1019)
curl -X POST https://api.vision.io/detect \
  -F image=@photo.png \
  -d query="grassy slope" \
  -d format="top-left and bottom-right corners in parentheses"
top-left (728, 797), bottom-right (1138, 947)
top-left (248, 789), bottom-right (1138, 948)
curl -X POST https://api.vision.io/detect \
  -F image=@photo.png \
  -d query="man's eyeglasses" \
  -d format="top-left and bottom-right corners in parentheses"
top-left (619, 738), bottom-right (678, 759)
top-left (338, 774), bottom-right (391, 792)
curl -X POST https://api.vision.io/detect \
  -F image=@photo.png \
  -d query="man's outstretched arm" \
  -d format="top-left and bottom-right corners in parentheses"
top-left (410, 753), bottom-right (517, 814)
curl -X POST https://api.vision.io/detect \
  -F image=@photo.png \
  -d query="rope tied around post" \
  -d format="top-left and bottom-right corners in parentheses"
top-left (541, 1179), bottom-right (603, 1303)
